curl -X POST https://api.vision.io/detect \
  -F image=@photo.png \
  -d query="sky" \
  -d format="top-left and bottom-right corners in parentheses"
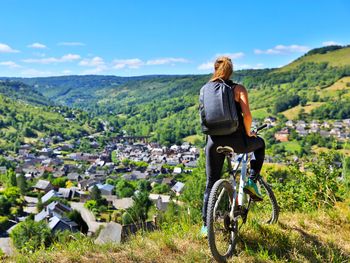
top-left (0, 0), bottom-right (349, 77)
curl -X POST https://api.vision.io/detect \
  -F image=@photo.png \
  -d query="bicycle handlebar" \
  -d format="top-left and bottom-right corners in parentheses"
top-left (256, 124), bottom-right (268, 132)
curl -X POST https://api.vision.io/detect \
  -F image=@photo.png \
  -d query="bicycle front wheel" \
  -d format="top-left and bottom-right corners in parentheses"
top-left (207, 179), bottom-right (236, 263)
top-left (249, 177), bottom-right (279, 224)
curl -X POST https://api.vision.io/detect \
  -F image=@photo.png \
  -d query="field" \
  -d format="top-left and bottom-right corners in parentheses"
top-left (282, 102), bottom-right (324, 120)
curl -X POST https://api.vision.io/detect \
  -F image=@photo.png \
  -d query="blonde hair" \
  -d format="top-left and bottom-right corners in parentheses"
top-left (210, 56), bottom-right (233, 81)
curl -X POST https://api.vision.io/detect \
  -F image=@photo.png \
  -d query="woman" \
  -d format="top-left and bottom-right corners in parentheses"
top-left (201, 56), bottom-right (265, 236)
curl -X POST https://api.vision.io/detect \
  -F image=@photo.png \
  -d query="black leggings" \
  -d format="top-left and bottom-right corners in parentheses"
top-left (202, 132), bottom-right (265, 225)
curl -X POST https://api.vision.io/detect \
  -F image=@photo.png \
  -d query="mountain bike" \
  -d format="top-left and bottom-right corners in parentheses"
top-left (207, 124), bottom-right (279, 262)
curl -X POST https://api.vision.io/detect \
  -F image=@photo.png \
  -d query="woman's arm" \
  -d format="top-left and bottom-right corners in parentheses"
top-left (235, 85), bottom-right (256, 137)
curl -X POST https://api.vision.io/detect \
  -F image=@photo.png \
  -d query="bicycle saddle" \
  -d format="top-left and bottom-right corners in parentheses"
top-left (216, 146), bottom-right (234, 155)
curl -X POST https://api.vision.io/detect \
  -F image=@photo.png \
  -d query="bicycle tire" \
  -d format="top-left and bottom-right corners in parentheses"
top-left (250, 177), bottom-right (279, 224)
top-left (207, 179), bottom-right (236, 263)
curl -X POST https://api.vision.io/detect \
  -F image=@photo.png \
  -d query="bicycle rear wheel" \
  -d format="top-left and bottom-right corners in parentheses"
top-left (207, 179), bottom-right (236, 263)
top-left (248, 177), bottom-right (279, 224)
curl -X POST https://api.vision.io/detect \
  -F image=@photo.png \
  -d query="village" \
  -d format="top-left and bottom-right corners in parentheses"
top-left (0, 134), bottom-right (200, 254)
top-left (264, 117), bottom-right (350, 142)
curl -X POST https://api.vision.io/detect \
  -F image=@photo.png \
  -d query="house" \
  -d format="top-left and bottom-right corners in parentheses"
top-left (171, 182), bottom-right (185, 196)
top-left (322, 121), bottom-right (331, 129)
top-left (333, 121), bottom-right (343, 129)
top-left (296, 127), bottom-right (308, 136)
top-left (34, 180), bottom-right (53, 193)
top-left (53, 170), bottom-right (65, 178)
top-left (185, 160), bottom-right (197, 168)
top-left (106, 196), bottom-right (134, 209)
top-left (173, 167), bottom-right (182, 174)
top-left (39, 148), bottom-right (53, 157)
top-left (149, 194), bottom-right (171, 211)
top-left (48, 216), bottom-right (78, 233)
top-left (35, 201), bottom-right (72, 222)
top-left (78, 178), bottom-right (100, 191)
top-left (67, 172), bottom-right (83, 182)
top-left (264, 116), bottom-right (277, 126)
top-left (310, 120), bottom-right (319, 129)
top-left (285, 120), bottom-right (294, 128)
top-left (330, 128), bottom-right (341, 137)
top-left (161, 178), bottom-right (174, 186)
top-left (89, 183), bottom-right (115, 196)
top-left (41, 189), bottom-right (61, 203)
top-left (296, 120), bottom-right (307, 129)
top-left (180, 142), bottom-right (191, 151)
top-left (58, 188), bottom-right (74, 199)
top-left (274, 129), bottom-right (289, 142)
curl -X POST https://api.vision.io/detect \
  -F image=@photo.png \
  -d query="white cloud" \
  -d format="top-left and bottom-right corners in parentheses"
top-left (79, 56), bottom-right (107, 74)
top-left (0, 61), bottom-right (21, 68)
top-left (0, 43), bottom-right (19, 53)
top-left (215, 52), bottom-right (245, 60)
top-left (235, 63), bottom-right (264, 70)
top-left (58, 42), bottom-right (85, 46)
top-left (28, 42), bottom-right (47, 49)
top-left (197, 62), bottom-right (213, 71)
top-left (322, 41), bottom-right (342, 46)
top-left (113, 58), bottom-right (144, 69)
top-left (21, 69), bottom-right (53, 77)
top-left (146, 57), bottom-right (189, 65)
top-left (254, 44), bottom-right (310, 55)
top-left (79, 56), bottom-right (105, 67)
top-left (22, 54), bottom-right (81, 64)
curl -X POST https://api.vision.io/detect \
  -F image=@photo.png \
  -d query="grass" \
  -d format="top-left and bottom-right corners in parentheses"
top-left (252, 108), bottom-right (269, 119)
top-left (280, 141), bottom-right (301, 153)
top-left (318, 76), bottom-right (350, 98)
top-left (282, 102), bottom-right (324, 120)
top-left (182, 134), bottom-right (202, 144)
top-left (7, 201), bottom-right (350, 263)
top-left (312, 145), bottom-right (350, 157)
top-left (278, 46), bottom-right (350, 72)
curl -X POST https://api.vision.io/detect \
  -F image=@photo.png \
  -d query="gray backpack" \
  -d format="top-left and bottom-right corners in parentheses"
top-left (199, 79), bottom-right (239, 135)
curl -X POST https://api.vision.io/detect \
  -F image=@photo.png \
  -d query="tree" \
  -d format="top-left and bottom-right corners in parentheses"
top-left (7, 169), bottom-right (17, 187)
top-left (115, 179), bottom-right (135, 198)
top-left (16, 174), bottom-right (27, 195)
top-left (91, 185), bottom-right (102, 202)
top-left (137, 180), bottom-right (151, 192)
top-left (127, 191), bottom-right (152, 223)
top-left (52, 177), bottom-right (67, 188)
top-left (10, 220), bottom-right (52, 252)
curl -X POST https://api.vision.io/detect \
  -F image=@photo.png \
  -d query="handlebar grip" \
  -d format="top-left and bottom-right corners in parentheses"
top-left (256, 124), bottom-right (267, 132)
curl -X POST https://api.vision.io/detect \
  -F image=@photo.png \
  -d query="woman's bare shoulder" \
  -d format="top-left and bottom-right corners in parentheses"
top-left (234, 84), bottom-right (247, 94)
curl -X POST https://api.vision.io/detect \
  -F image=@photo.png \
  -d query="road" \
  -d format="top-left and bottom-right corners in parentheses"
top-left (70, 202), bottom-right (106, 233)
top-left (0, 237), bottom-right (13, 256)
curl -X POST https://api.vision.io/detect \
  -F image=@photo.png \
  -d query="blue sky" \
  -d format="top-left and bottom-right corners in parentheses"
top-left (0, 0), bottom-right (349, 77)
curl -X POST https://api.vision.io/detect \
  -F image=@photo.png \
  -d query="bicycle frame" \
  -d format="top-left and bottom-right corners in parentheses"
top-left (226, 152), bottom-right (250, 220)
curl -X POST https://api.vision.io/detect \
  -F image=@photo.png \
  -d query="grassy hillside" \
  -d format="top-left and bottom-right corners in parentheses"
top-left (0, 80), bottom-right (52, 106)
top-left (279, 46), bottom-right (350, 72)
top-left (0, 95), bottom-right (95, 151)
top-left (7, 202), bottom-right (350, 262)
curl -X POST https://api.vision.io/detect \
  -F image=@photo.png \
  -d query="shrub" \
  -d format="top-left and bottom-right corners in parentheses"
top-left (10, 220), bottom-right (52, 252)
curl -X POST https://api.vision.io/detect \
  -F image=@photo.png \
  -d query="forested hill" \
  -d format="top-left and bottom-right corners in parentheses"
top-left (1, 45), bottom-right (350, 145)
top-left (0, 80), bottom-right (52, 106)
